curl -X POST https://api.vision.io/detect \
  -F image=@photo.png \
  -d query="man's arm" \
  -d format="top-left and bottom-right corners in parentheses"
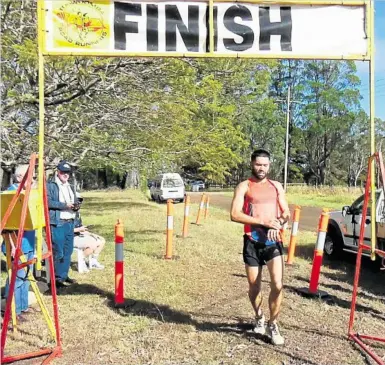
top-left (230, 181), bottom-right (282, 230)
top-left (276, 182), bottom-right (290, 224)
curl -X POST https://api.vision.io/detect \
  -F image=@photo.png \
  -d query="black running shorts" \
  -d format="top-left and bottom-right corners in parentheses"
top-left (243, 234), bottom-right (283, 267)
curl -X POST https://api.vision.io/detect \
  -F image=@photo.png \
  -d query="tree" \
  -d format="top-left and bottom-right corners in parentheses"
top-left (292, 61), bottom-right (361, 185)
top-left (1, 0), bottom-right (276, 184)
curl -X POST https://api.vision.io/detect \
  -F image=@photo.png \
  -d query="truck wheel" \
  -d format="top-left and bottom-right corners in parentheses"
top-left (324, 234), bottom-right (343, 259)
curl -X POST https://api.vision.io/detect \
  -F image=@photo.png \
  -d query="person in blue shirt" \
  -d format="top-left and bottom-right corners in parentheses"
top-left (47, 161), bottom-right (78, 287)
top-left (2, 165), bottom-right (36, 321)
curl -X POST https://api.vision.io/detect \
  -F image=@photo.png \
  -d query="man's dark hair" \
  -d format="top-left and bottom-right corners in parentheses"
top-left (251, 149), bottom-right (271, 161)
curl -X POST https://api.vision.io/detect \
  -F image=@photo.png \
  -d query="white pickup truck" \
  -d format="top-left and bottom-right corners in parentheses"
top-left (325, 189), bottom-right (385, 261)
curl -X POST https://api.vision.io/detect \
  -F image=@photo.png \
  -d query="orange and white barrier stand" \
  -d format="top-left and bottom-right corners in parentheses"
top-left (195, 193), bottom-right (206, 225)
top-left (165, 199), bottom-right (174, 259)
top-left (299, 209), bottom-right (329, 298)
top-left (182, 195), bottom-right (190, 238)
top-left (286, 206), bottom-right (301, 265)
top-left (115, 219), bottom-right (124, 305)
top-left (204, 195), bottom-right (210, 220)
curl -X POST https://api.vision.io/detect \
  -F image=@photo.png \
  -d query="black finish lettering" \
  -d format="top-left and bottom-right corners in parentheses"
top-left (114, 2), bottom-right (142, 50)
top-left (223, 5), bottom-right (254, 52)
top-left (165, 5), bottom-right (200, 52)
top-left (146, 4), bottom-right (158, 51)
top-left (259, 6), bottom-right (292, 51)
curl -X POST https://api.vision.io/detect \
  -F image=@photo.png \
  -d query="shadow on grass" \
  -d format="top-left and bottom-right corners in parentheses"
top-left (83, 201), bottom-right (154, 214)
top-left (293, 243), bottom-right (315, 261)
top-left (289, 243), bottom-right (381, 272)
top-left (124, 229), bottom-right (164, 236)
top-left (321, 258), bottom-right (385, 296)
top-left (320, 282), bottom-right (385, 302)
top-left (232, 273), bottom-right (246, 278)
top-left (290, 248), bottom-right (384, 295)
top-left (285, 283), bottom-right (385, 322)
top-left (53, 283), bottom-right (322, 365)
top-left (80, 195), bottom-right (156, 213)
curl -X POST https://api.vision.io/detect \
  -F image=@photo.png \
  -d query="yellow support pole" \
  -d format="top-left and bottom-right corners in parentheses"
top-left (206, 0), bottom-right (366, 4)
top-left (209, 0), bottom-right (214, 55)
top-left (44, 50), bottom-right (370, 61)
top-left (368, 0), bottom-right (376, 261)
top-left (36, 0), bottom-right (45, 271)
top-left (18, 253), bottom-right (56, 340)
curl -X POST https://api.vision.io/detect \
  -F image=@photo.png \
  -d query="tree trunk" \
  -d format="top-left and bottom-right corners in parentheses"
top-left (120, 171), bottom-right (128, 190)
top-left (319, 166), bottom-right (325, 185)
top-left (116, 174), bottom-right (121, 187)
top-left (101, 168), bottom-right (108, 188)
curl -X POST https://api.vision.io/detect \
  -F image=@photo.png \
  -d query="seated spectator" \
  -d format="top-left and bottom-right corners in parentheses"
top-left (73, 204), bottom-right (105, 272)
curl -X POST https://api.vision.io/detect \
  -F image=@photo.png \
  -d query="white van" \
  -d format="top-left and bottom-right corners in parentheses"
top-left (150, 173), bottom-right (185, 203)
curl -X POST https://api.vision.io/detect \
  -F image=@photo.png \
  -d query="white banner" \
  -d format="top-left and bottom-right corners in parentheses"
top-left (43, 0), bottom-right (368, 59)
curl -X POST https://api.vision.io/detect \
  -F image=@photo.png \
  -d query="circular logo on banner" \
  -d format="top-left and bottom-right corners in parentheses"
top-left (56, 1), bottom-right (107, 47)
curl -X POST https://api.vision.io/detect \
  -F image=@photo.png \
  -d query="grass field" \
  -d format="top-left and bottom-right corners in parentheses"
top-left (2, 190), bottom-right (384, 365)
top-left (222, 185), bottom-right (364, 210)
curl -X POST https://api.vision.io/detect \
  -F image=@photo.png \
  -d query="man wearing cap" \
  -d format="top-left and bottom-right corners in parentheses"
top-left (47, 160), bottom-right (78, 287)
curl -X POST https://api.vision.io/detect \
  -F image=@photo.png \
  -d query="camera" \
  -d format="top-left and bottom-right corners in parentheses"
top-left (72, 202), bottom-right (81, 211)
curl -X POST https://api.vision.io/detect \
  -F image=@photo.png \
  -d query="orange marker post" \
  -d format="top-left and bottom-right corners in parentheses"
top-left (204, 195), bottom-right (210, 220)
top-left (286, 206), bottom-right (301, 265)
top-left (165, 199), bottom-right (174, 259)
top-left (298, 209), bottom-right (329, 298)
top-left (115, 219), bottom-right (124, 305)
top-left (182, 195), bottom-right (190, 238)
top-left (195, 193), bottom-right (206, 225)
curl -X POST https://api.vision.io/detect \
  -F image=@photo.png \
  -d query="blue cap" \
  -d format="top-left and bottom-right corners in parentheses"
top-left (57, 160), bottom-right (72, 173)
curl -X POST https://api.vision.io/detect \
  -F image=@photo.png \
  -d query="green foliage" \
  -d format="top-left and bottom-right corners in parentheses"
top-left (1, 1), bottom-right (382, 188)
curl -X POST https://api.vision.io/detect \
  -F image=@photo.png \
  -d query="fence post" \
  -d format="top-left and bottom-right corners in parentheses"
top-left (165, 200), bottom-right (174, 259)
top-left (115, 219), bottom-right (124, 305)
top-left (182, 195), bottom-right (190, 238)
top-left (204, 195), bottom-right (210, 220)
top-left (286, 206), bottom-right (301, 265)
top-left (195, 193), bottom-right (206, 225)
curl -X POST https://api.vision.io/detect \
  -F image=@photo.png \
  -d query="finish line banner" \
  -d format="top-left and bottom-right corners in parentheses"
top-left (43, 0), bottom-right (369, 59)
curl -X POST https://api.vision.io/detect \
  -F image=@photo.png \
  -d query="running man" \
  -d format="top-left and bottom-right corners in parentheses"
top-left (230, 149), bottom-right (290, 345)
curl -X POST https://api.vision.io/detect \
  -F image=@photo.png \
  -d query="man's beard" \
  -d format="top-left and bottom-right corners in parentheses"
top-left (252, 170), bottom-right (266, 180)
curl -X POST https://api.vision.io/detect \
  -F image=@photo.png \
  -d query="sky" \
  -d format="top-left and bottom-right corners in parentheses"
top-left (356, 0), bottom-right (385, 120)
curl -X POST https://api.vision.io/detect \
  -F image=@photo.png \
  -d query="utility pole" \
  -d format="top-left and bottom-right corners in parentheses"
top-left (284, 86), bottom-right (291, 192)
top-left (276, 86), bottom-right (300, 192)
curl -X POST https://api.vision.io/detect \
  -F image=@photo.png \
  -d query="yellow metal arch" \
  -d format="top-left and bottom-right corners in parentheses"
top-left (36, 0), bottom-right (377, 261)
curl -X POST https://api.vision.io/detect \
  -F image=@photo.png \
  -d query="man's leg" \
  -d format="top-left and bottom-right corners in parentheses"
top-left (89, 236), bottom-right (105, 269)
top-left (20, 251), bottom-right (34, 313)
top-left (266, 253), bottom-right (285, 345)
top-left (6, 265), bottom-right (25, 315)
top-left (62, 222), bottom-right (74, 280)
top-left (93, 236), bottom-right (105, 255)
top-left (51, 225), bottom-right (66, 282)
top-left (245, 264), bottom-right (266, 334)
top-left (245, 264), bottom-right (263, 317)
top-left (266, 255), bottom-right (284, 323)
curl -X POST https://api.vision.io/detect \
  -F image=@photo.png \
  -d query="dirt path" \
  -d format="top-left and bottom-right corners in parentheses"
top-left (189, 192), bottom-right (323, 232)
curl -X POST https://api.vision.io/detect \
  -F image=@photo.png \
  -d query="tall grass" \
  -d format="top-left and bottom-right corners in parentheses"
top-left (221, 185), bottom-right (364, 209)
top-left (286, 185), bottom-right (364, 209)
